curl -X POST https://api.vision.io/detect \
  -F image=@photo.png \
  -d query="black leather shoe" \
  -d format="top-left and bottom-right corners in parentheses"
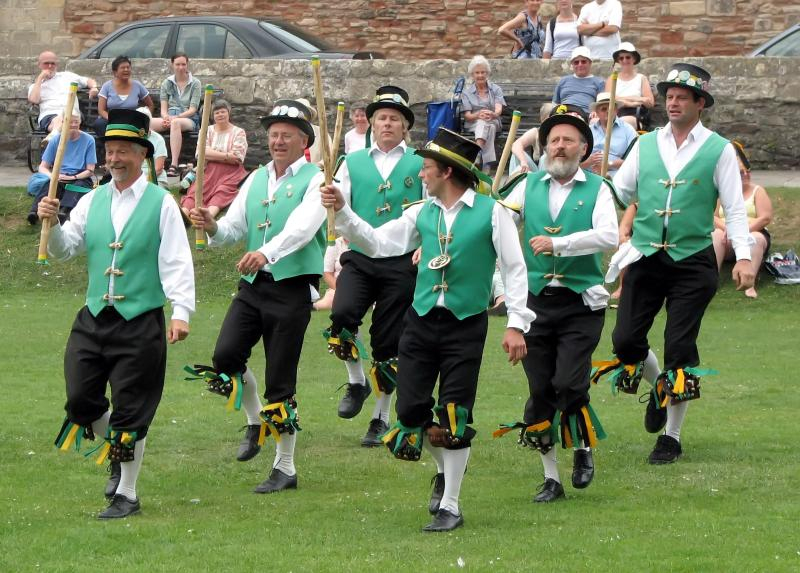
top-left (237, 424), bottom-right (262, 461)
top-left (104, 462), bottom-right (121, 499)
top-left (337, 383), bottom-right (371, 419)
top-left (572, 449), bottom-right (595, 489)
top-left (428, 473), bottom-right (445, 515)
top-left (254, 468), bottom-right (298, 494)
top-left (422, 508), bottom-right (464, 532)
top-left (27, 212), bottom-right (39, 226)
top-left (644, 392), bottom-right (668, 434)
top-left (98, 494), bottom-right (140, 519)
top-left (533, 478), bottom-right (565, 503)
top-left (361, 418), bottom-right (388, 447)
top-left (648, 434), bottom-right (682, 465)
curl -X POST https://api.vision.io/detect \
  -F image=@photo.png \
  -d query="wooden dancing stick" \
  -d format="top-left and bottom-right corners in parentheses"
top-left (492, 110), bottom-right (522, 196)
top-left (194, 84), bottom-right (215, 251)
top-left (600, 68), bottom-right (619, 179)
top-left (311, 55), bottom-right (336, 245)
top-left (37, 82), bottom-right (79, 265)
top-left (330, 101), bottom-right (346, 166)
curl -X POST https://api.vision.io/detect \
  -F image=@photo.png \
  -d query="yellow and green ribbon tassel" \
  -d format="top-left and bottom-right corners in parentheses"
top-left (369, 358), bottom-right (398, 396)
top-left (257, 422), bottom-right (267, 446)
top-left (259, 400), bottom-right (301, 442)
top-left (493, 421), bottom-right (526, 438)
top-left (433, 403), bottom-right (468, 439)
top-left (54, 419), bottom-right (86, 453)
top-left (381, 421), bottom-right (422, 455)
top-left (580, 404), bottom-right (607, 448)
top-left (472, 168), bottom-right (494, 197)
top-left (225, 372), bottom-right (243, 412)
top-left (322, 327), bottom-right (370, 362)
top-left (591, 359), bottom-right (640, 395)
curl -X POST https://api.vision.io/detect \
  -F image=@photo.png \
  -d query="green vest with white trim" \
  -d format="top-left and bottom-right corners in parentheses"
top-left (85, 182), bottom-right (167, 320)
top-left (631, 131), bottom-right (726, 261)
top-left (242, 162), bottom-right (325, 282)
top-left (523, 170), bottom-right (604, 295)
top-left (413, 194), bottom-right (497, 320)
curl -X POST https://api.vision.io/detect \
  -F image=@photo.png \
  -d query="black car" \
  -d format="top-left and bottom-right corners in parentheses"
top-left (748, 24), bottom-right (800, 57)
top-left (77, 16), bottom-right (382, 60)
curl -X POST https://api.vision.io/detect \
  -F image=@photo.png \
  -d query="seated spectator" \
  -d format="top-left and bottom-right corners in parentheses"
top-left (150, 52), bottom-right (201, 177)
top-left (94, 56), bottom-right (154, 155)
top-left (344, 103), bottom-right (369, 154)
top-left (543, 0), bottom-right (581, 60)
top-left (461, 55), bottom-right (506, 172)
top-left (314, 237), bottom-right (350, 311)
top-left (27, 112), bottom-right (96, 225)
top-left (509, 102), bottom-right (555, 174)
top-left (712, 143), bottom-right (773, 298)
top-left (577, 0), bottom-right (622, 60)
top-left (180, 99), bottom-right (248, 219)
top-left (28, 50), bottom-right (98, 143)
top-left (498, 0), bottom-right (546, 59)
top-left (553, 47), bottom-right (605, 114)
top-left (136, 107), bottom-right (169, 187)
top-left (583, 92), bottom-right (637, 176)
top-left (607, 42), bottom-right (654, 130)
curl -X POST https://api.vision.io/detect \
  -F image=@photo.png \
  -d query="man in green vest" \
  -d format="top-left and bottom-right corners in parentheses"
top-left (324, 85), bottom-right (424, 447)
top-left (495, 106), bottom-right (618, 502)
top-left (188, 99), bottom-right (326, 494)
top-left (599, 63), bottom-right (755, 464)
top-left (38, 108), bottom-right (195, 519)
top-left (321, 128), bottom-right (533, 532)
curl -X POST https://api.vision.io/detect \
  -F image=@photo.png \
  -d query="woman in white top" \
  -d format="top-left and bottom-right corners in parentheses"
top-left (543, 0), bottom-right (581, 60)
top-left (343, 104), bottom-right (369, 154)
top-left (606, 42), bottom-right (654, 130)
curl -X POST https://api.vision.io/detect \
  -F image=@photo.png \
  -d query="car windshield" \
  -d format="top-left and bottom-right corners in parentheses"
top-left (761, 28), bottom-right (800, 56)
top-left (258, 21), bottom-right (332, 52)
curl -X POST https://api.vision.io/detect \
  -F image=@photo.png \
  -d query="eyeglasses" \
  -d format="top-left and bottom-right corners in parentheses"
top-left (572, 59), bottom-right (590, 65)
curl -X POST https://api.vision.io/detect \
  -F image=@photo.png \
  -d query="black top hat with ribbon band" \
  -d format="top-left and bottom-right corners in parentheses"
top-left (657, 63), bottom-right (714, 108)
top-left (102, 109), bottom-right (154, 158)
top-left (366, 85), bottom-right (415, 128)
top-left (415, 127), bottom-right (482, 186)
top-left (260, 99), bottom-right (316, 147)
top-left (538, 104), bottom-right (594, 162)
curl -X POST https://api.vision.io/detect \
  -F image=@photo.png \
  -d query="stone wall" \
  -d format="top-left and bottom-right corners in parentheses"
top-left (1, 1), bottom-right (799, 59)
top-left (1, 56), bottom-right (798, 168)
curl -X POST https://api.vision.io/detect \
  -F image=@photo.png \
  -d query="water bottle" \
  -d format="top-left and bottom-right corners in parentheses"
top-left (180, 169), bottom-right (196, 190)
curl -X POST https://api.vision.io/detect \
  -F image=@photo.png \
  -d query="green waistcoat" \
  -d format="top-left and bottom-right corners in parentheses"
top-left (632, 131), bottom-right (727, 261)
top-left (346, 147), bottom-right (423, 254)
top-left (85, 183), bottom-right (167, 320)
top-left (524, 171), bottom-right (604, 295)
top-left (242, 162), bottom-right (324, 283)
top-left (413, 194), bottom-right (497, 320)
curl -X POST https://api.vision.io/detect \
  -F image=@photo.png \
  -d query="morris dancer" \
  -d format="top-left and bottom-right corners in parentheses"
top-left (43, 109), bottom-right (194, 518)
top-left (495, 105), bottom-right (618, 502)
top-left (322, 128), bottom-right (532, 532)
top-left (323, 86), bottom-right (424, 446)
top-left (597, 63), bottom-right (754, 463)
top-left (188, 99), bottom-right (326, 493)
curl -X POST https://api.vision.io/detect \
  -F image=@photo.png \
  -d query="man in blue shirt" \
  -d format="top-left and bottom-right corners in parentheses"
top-left (584, 92), bottom-right (638, 176)
top-left (28, 112), bottom-right (97, 224)
top-left (552, 46), bottom-right (605, 114)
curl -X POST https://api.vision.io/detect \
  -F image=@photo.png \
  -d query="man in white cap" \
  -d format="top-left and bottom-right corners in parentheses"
top-left (552, 47), bottom-right (605, 114)
top-left (583, 91), bottom-right (637, 176)
top-left (577, 0), bottom-right (622, 60)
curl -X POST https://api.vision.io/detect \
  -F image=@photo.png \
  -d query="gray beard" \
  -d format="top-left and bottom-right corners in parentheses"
top-left (547, 156), bottom-right (581, 180)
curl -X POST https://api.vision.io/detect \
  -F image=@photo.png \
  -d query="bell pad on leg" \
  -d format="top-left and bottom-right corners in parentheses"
top-left (369, 358), bottom-right (398, 395)
top-left (259, 399), bottom-right (301, 440)
top-left (382, 422), bottom-right (423, 461)
top-left (432, 403), bottom-right (475, 449)
top-left (662, 368), bottom-right (711, 403)
top-left (591, 359), bottom-right (644, 395)
top-left (323, 328), bottom-right (369, 362)
top-left (521, 421), bottom-right (557, 454)
top-left (183, 365), bottom-right (244, 411)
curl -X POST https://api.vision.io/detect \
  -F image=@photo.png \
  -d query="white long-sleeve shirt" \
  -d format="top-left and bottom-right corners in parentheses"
top-left (504, 169), bottom-right (619, 310)
top-left (334, 189), bottom-right (535, 333)
top-left (48, 173), bottom-right (196, 323)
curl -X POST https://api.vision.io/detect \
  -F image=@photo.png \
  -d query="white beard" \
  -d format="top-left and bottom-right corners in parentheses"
top-left (547, 156), bottom-right (581, 180)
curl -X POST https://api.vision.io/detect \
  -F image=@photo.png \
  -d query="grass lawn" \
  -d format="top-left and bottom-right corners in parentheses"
top-left (1, 187), bottom-right (799, 572)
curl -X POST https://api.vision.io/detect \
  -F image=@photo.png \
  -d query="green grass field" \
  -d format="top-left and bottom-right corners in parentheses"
top-left (1, 187), bottom-right (799, 572)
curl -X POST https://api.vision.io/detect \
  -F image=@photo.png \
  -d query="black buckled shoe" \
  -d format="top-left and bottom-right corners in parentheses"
top-left (533, 478), bottom-right (565, 503)
top-left (104, 462), bottom-right (121, 499)
top-left (361, 418), bottom-right (389, 448)
top-left (648, 434), bottom-right (682, 465)
top-left (422, 508), bottom-right (464, 532)
top-left (98, 494), bottom-right (140, 519)
top-left (644, 391), bottom-right (668, 434)
top-left (337, 383), bottom-right (371, 419)
top-left (571, 449), bottom-right (595, 489)
top-left (237, 424), bottom-right (262, 461)
top-left (428, 473), bottom-right (445, 515)
top-left (254, 468), bottom-right (298, 494)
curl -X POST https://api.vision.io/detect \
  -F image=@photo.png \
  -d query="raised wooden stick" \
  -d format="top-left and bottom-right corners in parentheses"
top-left (194, 84), bottom-right (214, 250)
top-left (330, 101), bottom-right (346, 166)
top-left (311, 56), bottom-right (336, 245)
top-left (492, 110), bottom-right (522, 196)
top-left (600, 69), bottom-right (619, 179)
top-left (37, 82), bottom-right (79, 265)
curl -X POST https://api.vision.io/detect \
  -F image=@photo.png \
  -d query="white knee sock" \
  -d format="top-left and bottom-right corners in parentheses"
top-left (241, 368), bottom-right (263, 425)
top-left (91, 410), bottom-right (110, 439)
top-left (440, 448), bottom-right (470, 515)
top-left (540, 448), bottom-right (560, 483)
top-left (116, 438), bottom-right (146, 501)
top-left (643, 350), bottom-right (661, 384)
top-left (370, 392), bottom-right (392, 423)
top-left (665, 401), bottom-right (689, 441)
top-left (345, 359), bottom-right (366, 386)
top-left (423, 441), bottom-right (445, 474)
top-left (272, 432), bottom-right (297, 476)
